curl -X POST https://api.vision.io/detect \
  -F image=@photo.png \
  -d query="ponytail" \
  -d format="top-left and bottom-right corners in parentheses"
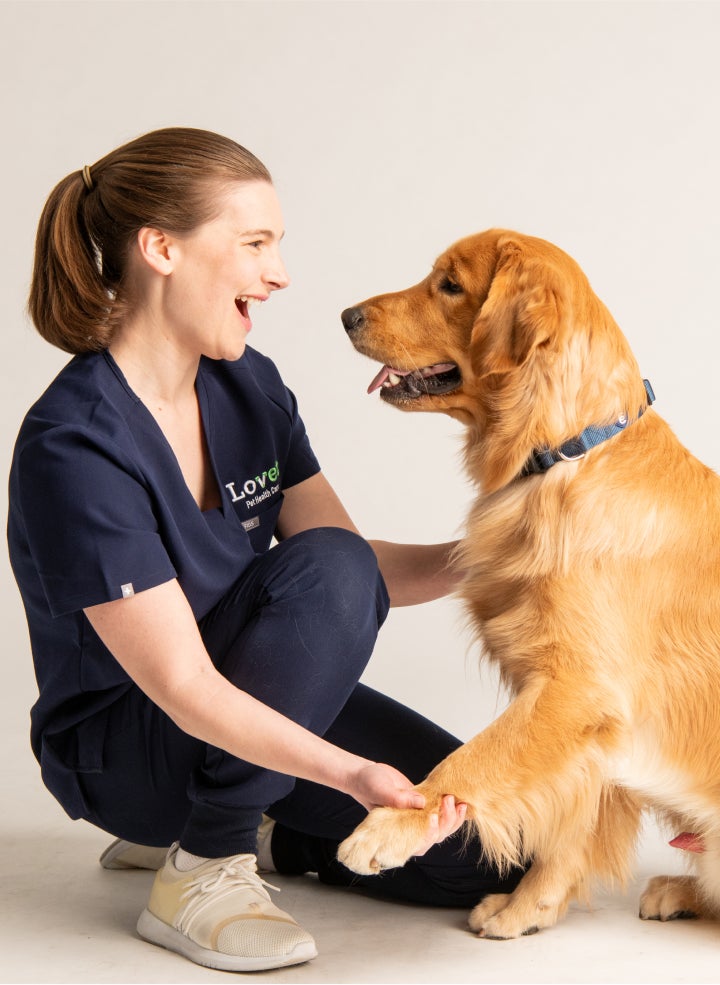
top-left (27, 128), bottom-right (272, 354)
top-left (29, 171), bottom-right (120, 352)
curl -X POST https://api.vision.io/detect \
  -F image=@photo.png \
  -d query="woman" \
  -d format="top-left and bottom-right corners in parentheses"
top-left (8, 128), bottom-right (522, 973)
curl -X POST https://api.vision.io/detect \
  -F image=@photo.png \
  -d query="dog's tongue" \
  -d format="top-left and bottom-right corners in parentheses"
top-left (367, 365), bottom-right (411, 395)
top-left (669, 832), bottom-right (706, 853)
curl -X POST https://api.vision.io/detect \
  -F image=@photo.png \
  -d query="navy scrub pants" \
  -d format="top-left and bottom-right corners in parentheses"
top-left (80, 527), bottom-right (524, 907)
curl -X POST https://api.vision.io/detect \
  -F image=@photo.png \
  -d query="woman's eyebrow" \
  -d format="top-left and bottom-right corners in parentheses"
top-left (240, 228), bottom-right (286, 240)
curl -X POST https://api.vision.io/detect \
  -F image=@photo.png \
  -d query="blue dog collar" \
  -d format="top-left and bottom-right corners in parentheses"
top-left (521, 379), bottom-right (655, 476)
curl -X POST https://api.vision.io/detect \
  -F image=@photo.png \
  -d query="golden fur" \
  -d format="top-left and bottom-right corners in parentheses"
top-left (337, 229), bottom-right (720, 938)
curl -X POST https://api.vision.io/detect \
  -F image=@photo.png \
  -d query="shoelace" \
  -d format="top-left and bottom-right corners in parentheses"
top-left (177, 856), bottom-right (281, 937)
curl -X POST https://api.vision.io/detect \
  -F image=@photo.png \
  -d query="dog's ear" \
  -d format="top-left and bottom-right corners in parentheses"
top-left (470, 237), bottom-right (564, 377)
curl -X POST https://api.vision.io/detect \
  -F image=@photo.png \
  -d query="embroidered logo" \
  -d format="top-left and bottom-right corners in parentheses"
top-left (225, 461), bottom-right (280, 510)
top-left (121, 583), bottom-right (135, 598)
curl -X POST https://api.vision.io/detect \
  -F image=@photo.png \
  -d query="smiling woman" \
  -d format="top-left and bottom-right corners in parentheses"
top-left (110, 179), bottom-right (289, 367)
top-left (8, 126), bottom-right (517, 975)
top-left (29, 128), bottom-right (273, 354)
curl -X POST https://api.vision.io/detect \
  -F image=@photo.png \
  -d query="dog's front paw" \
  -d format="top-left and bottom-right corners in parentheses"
top-left (469, 894), bottom-right (520, 939)
top-left (469, 891), bottom-right (565, 940)
top-left (639, 875), bottom-right (702, 921)
top-left (337, 806), bottom-right (431, 875)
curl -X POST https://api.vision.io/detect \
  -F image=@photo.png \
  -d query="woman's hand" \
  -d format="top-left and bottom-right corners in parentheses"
top-left (348, 763), bottom-right (468, 854)
top-left (349, 762), bottom-right (426, 811)
top-left (411, 795), bottom-right (468, 855)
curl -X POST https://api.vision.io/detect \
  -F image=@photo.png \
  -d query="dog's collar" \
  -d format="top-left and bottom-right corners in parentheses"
top-left (521, 379), bottom-right (655, 477)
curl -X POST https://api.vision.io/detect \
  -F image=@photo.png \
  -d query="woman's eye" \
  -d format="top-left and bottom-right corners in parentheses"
top-left (439, 278), bottom-right (463, 295)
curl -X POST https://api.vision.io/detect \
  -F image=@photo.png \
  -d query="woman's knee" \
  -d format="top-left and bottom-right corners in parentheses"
top-left (203, 528), bottom-right (389, 718)
top-left (271, 527), bottom-right (389, 630)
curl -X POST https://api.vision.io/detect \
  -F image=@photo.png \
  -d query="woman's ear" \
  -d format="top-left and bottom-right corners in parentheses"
top-left (470, 237), bottom-right (563, 377)
top-left (135, 226), bottom-right (176, 276)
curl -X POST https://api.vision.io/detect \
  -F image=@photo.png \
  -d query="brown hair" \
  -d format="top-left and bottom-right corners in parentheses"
top-left (28, 127), bottom-right (272, 353)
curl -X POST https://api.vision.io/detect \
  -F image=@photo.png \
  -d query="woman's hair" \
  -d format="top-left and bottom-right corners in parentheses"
top-left (28, 127), bottom-right (272, 353)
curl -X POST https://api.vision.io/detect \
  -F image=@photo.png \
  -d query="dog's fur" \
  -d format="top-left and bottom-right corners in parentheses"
top-left (337, 229), bottom-right (720, 939)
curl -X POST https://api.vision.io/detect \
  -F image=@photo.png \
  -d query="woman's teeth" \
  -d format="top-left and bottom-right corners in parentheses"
top-left (237, 296), bottom-right (263, 307)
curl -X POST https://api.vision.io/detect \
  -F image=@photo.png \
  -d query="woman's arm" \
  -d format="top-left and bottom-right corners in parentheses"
top-left (277, 473), bottom-right (462, 605)
top-left (85, 480), bottom-right (466, 847)
top-left (84, 579), bottom-right (423, 812)
top-left (367, 540), bottom-right (461, 606)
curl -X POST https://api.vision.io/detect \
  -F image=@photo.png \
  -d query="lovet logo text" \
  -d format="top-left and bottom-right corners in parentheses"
top-left (225, 461), bottom-right (281, 510)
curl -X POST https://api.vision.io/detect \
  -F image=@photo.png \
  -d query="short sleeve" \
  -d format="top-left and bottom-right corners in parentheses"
top-left (15, 425), bottom-right (177, 617)
top-left (275, 386), bottom-right (321, 490)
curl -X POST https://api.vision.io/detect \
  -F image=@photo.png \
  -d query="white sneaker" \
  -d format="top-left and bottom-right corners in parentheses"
top-left (136, 843), bottom-right (317, 971)
top-left (99, 838), bottom-right (169, 871)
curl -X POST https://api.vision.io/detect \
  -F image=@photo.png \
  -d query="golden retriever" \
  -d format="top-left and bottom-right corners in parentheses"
top-left (337, 228), bottom-right (720, 939)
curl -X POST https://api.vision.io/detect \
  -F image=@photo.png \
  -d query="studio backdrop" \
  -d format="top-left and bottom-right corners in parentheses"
top-left (1, 0), bottom-right (718, 755)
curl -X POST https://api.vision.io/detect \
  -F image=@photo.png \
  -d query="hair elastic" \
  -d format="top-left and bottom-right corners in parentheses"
top-left (81, 165), bottom-right (94, 191)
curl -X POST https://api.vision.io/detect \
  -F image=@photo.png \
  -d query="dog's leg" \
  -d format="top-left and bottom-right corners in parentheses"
top-left (338, 681), bottom-right (622, 877)
top-left (469, 784), bottom-right (643, 939)
top-left (469, 855), bottom-right (574, 939)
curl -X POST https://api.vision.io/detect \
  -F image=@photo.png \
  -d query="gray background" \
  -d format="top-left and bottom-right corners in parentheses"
top-left (2, 0), bottom-right (719, 752)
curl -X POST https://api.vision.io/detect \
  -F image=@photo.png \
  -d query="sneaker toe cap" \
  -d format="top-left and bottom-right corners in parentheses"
top-left (217, 917), bottom-right (316, 961)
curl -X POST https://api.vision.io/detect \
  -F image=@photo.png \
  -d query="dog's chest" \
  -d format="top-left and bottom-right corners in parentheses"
top-left (610, 734), bottom-right (714, 825)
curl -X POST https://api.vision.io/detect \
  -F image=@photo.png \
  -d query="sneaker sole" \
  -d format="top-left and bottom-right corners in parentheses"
top-left (136, 908), bottom-right (318, 972)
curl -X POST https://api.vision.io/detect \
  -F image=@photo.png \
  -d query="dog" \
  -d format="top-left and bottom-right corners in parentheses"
top-left (337, 228), bottom-right (720, 939)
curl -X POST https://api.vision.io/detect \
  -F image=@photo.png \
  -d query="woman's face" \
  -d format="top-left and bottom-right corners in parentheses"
top-left (160, 180), bottom-right (290, 362)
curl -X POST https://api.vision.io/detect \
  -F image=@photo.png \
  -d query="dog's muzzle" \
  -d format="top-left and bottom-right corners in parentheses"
top-left (341, 304), bottom-right (462, 401)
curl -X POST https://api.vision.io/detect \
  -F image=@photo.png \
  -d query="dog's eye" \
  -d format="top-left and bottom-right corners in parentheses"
top-left (439, 277), bottom-right (463, 295)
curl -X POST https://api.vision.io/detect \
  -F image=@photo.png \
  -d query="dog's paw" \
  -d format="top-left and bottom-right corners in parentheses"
top-left (337, 806), bottom-right (431, 875)
top-left (639, 875), bottom-right (702, 921)
top-left (469, 894), bottom-right (519, 939)
top-left (469, 892), bottom-right (563, 940)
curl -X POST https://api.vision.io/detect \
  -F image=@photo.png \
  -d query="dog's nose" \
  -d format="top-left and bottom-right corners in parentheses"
top-left (341, 306), bottom-right (365, 333)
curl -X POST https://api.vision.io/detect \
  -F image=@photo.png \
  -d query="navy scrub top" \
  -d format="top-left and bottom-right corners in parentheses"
top-left (7, 347), bottom-right (320, 818)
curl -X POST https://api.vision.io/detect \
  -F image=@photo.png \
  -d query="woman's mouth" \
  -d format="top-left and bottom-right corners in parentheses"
top-left (235, 295), bottom-right (265, 331)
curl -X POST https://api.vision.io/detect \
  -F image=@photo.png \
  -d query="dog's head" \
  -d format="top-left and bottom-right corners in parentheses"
top-left (343, 229), bottom-right (646, 491)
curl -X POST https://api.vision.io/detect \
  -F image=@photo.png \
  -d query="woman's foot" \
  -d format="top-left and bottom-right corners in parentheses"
top-left (136, 843), bottom-right (317, 971)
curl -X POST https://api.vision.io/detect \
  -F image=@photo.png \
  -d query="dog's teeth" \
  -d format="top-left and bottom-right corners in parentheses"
top-left (388, 373), bottom-right (401, 386)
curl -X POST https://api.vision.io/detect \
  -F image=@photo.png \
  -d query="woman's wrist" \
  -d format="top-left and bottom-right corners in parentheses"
top-left (335, 753), bottom-right (376, 800)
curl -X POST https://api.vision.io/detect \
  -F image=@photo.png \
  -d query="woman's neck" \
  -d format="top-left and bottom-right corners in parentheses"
top-left (109, 319), bottom-right (221, 511)
top-left (109, 320), bottom-right (199, 413)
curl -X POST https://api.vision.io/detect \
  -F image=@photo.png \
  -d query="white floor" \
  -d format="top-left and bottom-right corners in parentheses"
top-left (2, 675), bottom-right (719, 985)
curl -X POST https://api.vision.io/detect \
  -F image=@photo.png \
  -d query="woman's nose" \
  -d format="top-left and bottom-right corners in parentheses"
top-left (265, 251), bottom-right (290, 291)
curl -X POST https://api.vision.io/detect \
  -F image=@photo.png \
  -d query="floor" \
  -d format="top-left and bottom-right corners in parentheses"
top-left (4, 722), bottom-right (719, 985)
